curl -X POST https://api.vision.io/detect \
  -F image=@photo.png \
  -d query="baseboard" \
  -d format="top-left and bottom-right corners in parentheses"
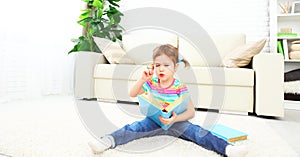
top-left (194, 108), bottom-right (249, 116)
top-left (219, 110), bottom-right (248, 116)
top-left (284, 100), bottom-right (300, 110)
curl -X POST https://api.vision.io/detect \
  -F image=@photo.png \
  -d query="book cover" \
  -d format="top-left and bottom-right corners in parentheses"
top-left (138, 94), bottom-right (190, 130)
top-left (206, 124), bottom-right (248, 143)
top-left (277, 40), bottom-right (285, 58)
top-left (277, 33), bottom-right (298, 37)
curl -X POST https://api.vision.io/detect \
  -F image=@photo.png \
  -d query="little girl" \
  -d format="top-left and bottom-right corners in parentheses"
top-left (89, 44), bottom-right (247, 157)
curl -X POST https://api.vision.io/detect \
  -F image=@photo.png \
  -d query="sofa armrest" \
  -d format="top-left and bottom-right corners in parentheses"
top-left (252, 53), bottom-right (284, 117)
top-left (74, 52), bottom-right (107, 99)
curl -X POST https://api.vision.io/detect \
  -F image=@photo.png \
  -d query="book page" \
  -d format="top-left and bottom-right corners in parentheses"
top-left (165, 94), bottom-right (189, 112)
top-left (139, 94), bottom-right (163, 109)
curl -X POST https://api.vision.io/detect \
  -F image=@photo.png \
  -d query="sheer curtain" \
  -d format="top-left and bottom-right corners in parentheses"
top-left (0, 0), bottom-right (82, 103)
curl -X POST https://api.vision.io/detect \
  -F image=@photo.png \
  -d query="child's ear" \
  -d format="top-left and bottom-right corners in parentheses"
top-left (175, 63), bottom-right (179, 72)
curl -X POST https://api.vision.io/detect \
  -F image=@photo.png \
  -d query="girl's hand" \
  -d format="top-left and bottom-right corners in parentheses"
top-left (141, 64), bottom-right (154, 81)
top-left (159, 111), bottom-right (177, 125)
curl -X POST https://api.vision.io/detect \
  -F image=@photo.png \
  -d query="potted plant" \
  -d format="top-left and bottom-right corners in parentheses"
top-left (70, 0), bottom-right (124, 100)
top-left (69, 0), bottom-right (123, 54)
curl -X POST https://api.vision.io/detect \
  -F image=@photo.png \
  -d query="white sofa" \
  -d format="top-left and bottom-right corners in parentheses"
top-left (76, 30), bottom-right (285, 117)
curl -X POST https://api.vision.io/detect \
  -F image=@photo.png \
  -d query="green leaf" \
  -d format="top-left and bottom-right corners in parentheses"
top-left (79, 39), bottom-right (92, 51)
top-left (96, 32), bottom-right (106, 38)
top-left (97, 9), bottom-right (103, 18)
top-left (68, 44), bottom-right (80, 54)
top-left (77, 17), bottom-right (92, 24)
top-left (79, 11), bottom-right (90, 19)
top-left (92, 0), bottom-right (103, 8)
top-left (78, 36), bottom-right (86, 41)
top-left (110, 29), bottom-right (122, 41)
top-left (107, 0), bottom-right (120, 7)
top-left (109, 5), bottom-right (118, 14)
top-left (100, 17), bottom-right (109, 23)
top-left (78, 22), bottom-right (87, 27)
top-left (98, 22), bottom-right (104, 29)
top-left (107, 17), bottom-right (114, 27)
top-left (116, 34), bottom-right (122, 41)
top-left (112, 14), bottom-right (121, 23)
top-left (68, 36), bottom-right (87, 54)
top-left (87, 28), bottom-right (96, 37)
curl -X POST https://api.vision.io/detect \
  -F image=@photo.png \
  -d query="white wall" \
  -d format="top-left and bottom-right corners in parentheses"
top-left (119, 0), bottom-right (269, 44)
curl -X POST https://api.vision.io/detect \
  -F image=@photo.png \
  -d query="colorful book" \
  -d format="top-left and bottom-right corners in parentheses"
top-left (206, 124), bottom-right (248, 143)
top-left (277, 33), bottom-right (298, 38)
top-left (277, 40), bottom-right (285, 58)
top-left (138, 94), bottom-right (190, 130)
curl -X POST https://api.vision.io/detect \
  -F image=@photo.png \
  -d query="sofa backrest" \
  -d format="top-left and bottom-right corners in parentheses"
top-left (121, 29), bottom-right (246, 66)
top-left (122, 29), bottom-right (178, 65)
top-left (179, 34), bottom-right (246, 66)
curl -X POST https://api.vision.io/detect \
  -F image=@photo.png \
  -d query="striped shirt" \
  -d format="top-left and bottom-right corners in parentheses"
top-left (142, 77), bottom-right (189, 109)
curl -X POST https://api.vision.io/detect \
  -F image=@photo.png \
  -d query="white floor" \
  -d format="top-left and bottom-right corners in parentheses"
top-left (264, 109), bottom-right (300, 154)
top-left (0, 95), bottom-right (299, 157)
top-left (98, 99), bottom-right (300, 155)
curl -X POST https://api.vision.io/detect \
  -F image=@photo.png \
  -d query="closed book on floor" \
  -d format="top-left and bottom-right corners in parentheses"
top-left (138, 94), bottom-right (189, 130)
top-left (206, 124), bottom-right (247, 143)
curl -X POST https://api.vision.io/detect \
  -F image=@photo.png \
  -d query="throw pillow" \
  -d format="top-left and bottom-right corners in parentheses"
top-left (179, 34), bottom-right (246, 67)
top-left (93, 37), bottom-right (134, 64)
top-left (222, 38), bottom-right (267, 68)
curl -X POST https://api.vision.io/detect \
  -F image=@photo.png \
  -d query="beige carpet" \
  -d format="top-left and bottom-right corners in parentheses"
top-left (0, 96), bottom-right (298, 157)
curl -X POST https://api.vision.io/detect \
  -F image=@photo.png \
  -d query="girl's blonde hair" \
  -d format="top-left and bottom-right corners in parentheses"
top-left (152, 44), bottom-right (190, 68)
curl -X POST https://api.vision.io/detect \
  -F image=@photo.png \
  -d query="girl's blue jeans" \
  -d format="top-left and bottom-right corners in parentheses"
top-left (109, 117), bottom-right (228, 156)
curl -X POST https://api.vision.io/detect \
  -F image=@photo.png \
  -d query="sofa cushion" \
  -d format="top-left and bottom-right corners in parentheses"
top-left (222, 38), bottom-right (267, 68)
top-left (176, 67), bottom-right (254, 86)
top-left (94, 64), bottom-right (254, 87)
top-left (122, 29), bottom-right (178, 65)
top-left (178, 34), bottom-right (246, 67)
top-left (93, 37), bottom-right (135, 64)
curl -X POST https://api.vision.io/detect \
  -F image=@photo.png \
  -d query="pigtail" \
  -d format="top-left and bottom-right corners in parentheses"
top-left (179, 58), bottom-right (190, 68)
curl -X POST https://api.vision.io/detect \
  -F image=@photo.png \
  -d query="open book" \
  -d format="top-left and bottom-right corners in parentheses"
top-left (206, 124), bottom-right (248, 143)
top-left (137, 94), bottom-right (190, 130)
